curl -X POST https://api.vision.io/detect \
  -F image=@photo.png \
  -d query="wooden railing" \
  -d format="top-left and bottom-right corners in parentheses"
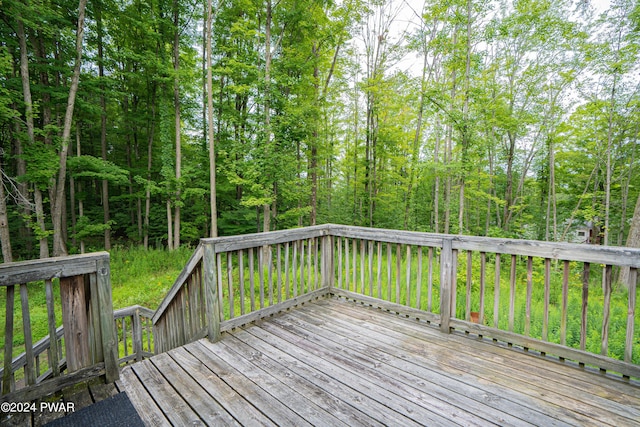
top-left (329, 224), bottom-right (640, 380)
top-left (114, 305), bottom-right (154, 364)
top-left (153, 225), bottom-right (334, 353)
top-left (151, 224), bottom-right (640, 380)
top-left (152, 243), bottom-right (206, 353)
top-left (0, 253), bottom-right (118, 402)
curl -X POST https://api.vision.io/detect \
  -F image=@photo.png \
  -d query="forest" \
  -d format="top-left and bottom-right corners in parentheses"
top-left (0, 0), bottom-right (639, 262)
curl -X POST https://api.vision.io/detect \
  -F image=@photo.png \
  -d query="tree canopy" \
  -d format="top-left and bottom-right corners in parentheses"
top-left (0, 0), bottom-right (639, 261)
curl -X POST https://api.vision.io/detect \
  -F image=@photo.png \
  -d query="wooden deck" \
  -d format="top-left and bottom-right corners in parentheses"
top-left (120, 296), bottom-right (640, 427)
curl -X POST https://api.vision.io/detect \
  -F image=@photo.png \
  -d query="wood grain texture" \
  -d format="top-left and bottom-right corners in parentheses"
top-left (0, 252), bottom-right (110, 287)
top-left (120, 297), bottom-right (640, 427)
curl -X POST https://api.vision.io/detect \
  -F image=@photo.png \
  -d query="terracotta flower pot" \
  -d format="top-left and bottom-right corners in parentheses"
top-left (470, 311), bottom-right (480, 324)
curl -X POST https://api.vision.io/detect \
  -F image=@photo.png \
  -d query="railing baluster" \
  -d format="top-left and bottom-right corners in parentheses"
top-left (387, 243), bottom-right (392, 302)
top-left (561, 261), bottom-right (569, 346)
top-left (308, 239), bottom-right (313, 293)
top-left (509, 255), bottom-right (517, 332)
top-left (428, 247), bottom-right (433, 312)
top-left (525, 256), bottom-right (533, 337)
top-left (258, 248), bottom-right (265, 310)
top-left (359, 239), bottom-right (365, 295)
top-left (625, 267), bottom-right (637, 364)
top-left (581, 262), bottom-right (590, 351)
top-left (284, 243), bottom-right (290, 300)
top-left (314, 238), bottom-right (319, 291)
top-left (369, 240), bottom-right (374, 297)
top-left (249, 248), bottom-right (256, 311)
top-left (377, 242), bottom-right (382, 300)
top-left (416, 246), bottom-right (422, 310)
top-left (292, 242), bottom-right (298, 298)
top-left (493, 253), bottom-right (500, 329)
top-left (277, 244), bottom-right (282, 303)
top-left (601, 264), bottom-right (612, 357)
top-left (396, 244), bottom-right (401, 304)
top-left (239, 250), bottom-right (245, 315)
top-left (352, 239), bottom-right (357, 293)
top-left (337, 238), bottom-right (343, 290)
top-left (440, 239), bottom-right (454, 333)
top-left (480, 252), bottom-right (486, 325)
top-left (268, 246), bottom-right (274, 306)
top-left (227, 252), bottom-right (234, 319)
top-left (3, 285), bottom-right (15, 394)
top-left (216, 253), bottom-right (224, 320)
top-left (20, 283), bottom-right (36, 386)
top-left (301, 239), bottom-right (306, 295)
top-left (133, 311), bottom-right (142, 362)
top-left (543, 258), bottom-right (551, 342)
top-left (452, 249), bottom-right (458, 317)
top-left (404, 245), bottom-right (410, 307)
top-left (344, 238), bottom-right (349, 291)
top-left (123, 317), bottom-right (129, 357)
top-left (466, 251), bottom-right (472, 321)
top-left (45, 279), bottom-right (60, 377)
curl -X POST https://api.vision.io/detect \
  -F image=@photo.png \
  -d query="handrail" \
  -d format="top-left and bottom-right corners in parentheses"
top-left (1, 252), bottom-right (118, 401)
top-left (153, 243), bottom-right (204, 324)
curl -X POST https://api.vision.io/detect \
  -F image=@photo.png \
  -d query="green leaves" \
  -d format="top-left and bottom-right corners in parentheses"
top-left (68, 155), bottom-right (129, 185)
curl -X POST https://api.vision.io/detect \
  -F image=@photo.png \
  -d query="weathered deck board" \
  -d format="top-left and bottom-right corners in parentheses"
top-left (321, 298), bottom-right (640, 407)
top-left (120, 297), bottom-right (640, 426)
top-left (304, 299), bottom-right (640, 426)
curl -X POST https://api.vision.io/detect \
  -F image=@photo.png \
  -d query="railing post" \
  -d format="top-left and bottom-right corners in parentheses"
top-left (60, 275), bottom-right (91, 372)
top-left (440, 238), bottom-right (454, 334)
top-left (132, 308), bottom-right (143, 362)
top-left (204, 242), bottom-right (221, 342)
top-left (96, 256), bottom-right (119, 383)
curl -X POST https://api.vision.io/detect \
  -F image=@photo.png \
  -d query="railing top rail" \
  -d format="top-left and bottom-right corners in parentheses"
top-left (327, 224), bottom-right (446, 247)
top-left (451, 236), bottom-right (640, 267)
top-left (201, 224), bottom-right (334, 253)
top-left (327, 224), bottom-right (640, 268)
top-left (0, 252), bottom-right (110, 287)
top-left (114, 305), bottom-right (155, 319)
top-left (152, 243), bottom-right (204, 324)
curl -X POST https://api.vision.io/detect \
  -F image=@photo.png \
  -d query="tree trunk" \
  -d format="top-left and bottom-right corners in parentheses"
top-left (434, 116), bottom-right (441, 233)
top-left (144, 85), bottom-right (157, 250)
top-left (51, 0), bottom-right (88, 256)
top-left (206, 0), bottom-right (218, 237)
top-left (167, 199), bottom-right (173, 250)
top-left (97, 2), bottom-right (111, 250)
top-left (0, 166), bottom-right (12, 263)
top-left (263, 0), bottom-right (273, 233)
top-left (546, 137), bottom-right (557, 241)
top-left (310, 44), bottom-right (319, 226)
top-left (173, 0), bottom-right (181, 249)
top-left (503, 131), bottom-right (516, 231)
top-left (17, 14), bottom-right (48, 257)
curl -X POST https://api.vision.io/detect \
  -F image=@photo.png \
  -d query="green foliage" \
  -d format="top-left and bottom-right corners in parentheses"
top-left (68, 155), bottom-right (129, 185)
